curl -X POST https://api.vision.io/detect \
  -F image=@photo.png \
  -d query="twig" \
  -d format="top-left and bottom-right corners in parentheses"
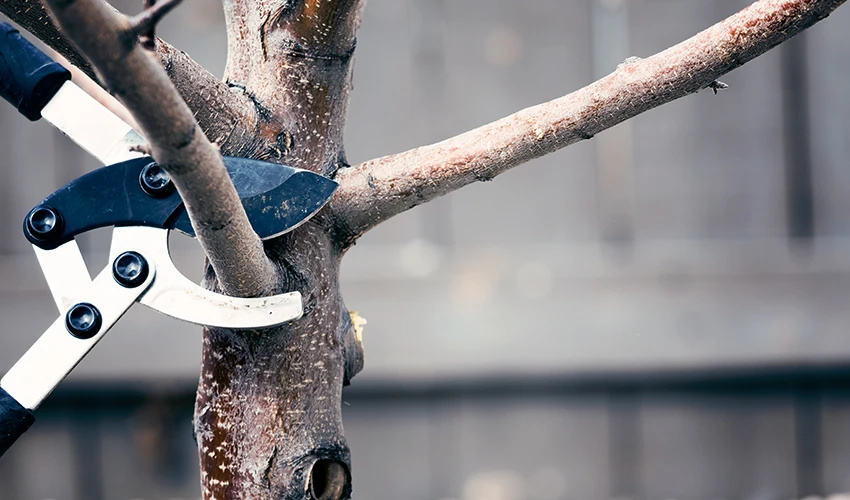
top-left (331, 0), bottom-right (846, 245)
top-left (41, 0), bottom-right (278, 297)
top-left (129, 0), bottom-right (184, 50)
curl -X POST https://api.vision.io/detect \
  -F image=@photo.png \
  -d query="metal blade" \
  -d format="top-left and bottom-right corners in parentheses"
top-left (25, 157), bottom-right (338, 250)
top-left (171, 157), bottom-right (338, 239)
top-left (40, 81), bottom-right (144, 165)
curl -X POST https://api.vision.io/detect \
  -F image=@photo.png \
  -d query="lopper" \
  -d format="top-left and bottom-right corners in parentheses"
top-left (0, 23), bottom-right (335, 456)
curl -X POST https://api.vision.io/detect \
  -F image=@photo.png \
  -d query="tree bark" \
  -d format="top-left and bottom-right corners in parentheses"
top-left (8, 0), bottom-right (847, 498)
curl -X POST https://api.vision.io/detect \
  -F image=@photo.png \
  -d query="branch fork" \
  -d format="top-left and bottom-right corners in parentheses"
top-left (41, 0), bottom-right (277, 297)
top-left (129, 0), bottom-right (183, 50)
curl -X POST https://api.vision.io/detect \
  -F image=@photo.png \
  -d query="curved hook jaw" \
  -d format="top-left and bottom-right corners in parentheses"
top-left (108, 226), bottom-right (302, 329)
top-left (4, 226), bottom-right (300, 417)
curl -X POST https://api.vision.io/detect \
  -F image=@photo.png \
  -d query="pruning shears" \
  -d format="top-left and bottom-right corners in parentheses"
top-left (0, 23), bottom-right (336, 456)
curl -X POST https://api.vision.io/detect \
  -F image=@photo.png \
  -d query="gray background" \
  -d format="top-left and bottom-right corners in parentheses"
top-left (1, 0), bottom-right (849, 498)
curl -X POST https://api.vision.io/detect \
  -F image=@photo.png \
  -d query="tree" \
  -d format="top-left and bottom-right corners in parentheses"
top-left (1, 0), bottom-right (845, 498)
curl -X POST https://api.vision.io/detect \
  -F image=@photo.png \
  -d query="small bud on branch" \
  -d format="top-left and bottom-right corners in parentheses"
top-left (708, 80), bottom-right (730, 95)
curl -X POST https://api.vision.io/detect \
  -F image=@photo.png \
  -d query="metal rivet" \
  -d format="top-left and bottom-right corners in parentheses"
top-left (112, 251), bottom-right (149, 288)
top-left (139, 162), bottom-right (174, 198)
top-left (25, 205), bottom-right (63, 242)
top-left (66, 303), bottom-right (102, 339)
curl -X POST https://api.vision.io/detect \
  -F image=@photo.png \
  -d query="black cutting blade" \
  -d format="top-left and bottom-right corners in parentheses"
top-left (170, 157), bottom-right (337, 239)
top-left (23, 156), bottom-right (338, 250)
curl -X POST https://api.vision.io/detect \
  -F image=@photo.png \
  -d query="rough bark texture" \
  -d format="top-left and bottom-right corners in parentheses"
top-left (8, 0), bottom-right (846, 498)
top-left (0, 0), bottom-right (93, 79)
top-left (331, 0), bottom-right (847, 246)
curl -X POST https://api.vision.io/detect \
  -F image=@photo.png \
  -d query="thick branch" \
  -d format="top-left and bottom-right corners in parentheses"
top-left (331, 0), bottom-right (846, 244)
top-left (0, 0), bottom-right (281, 159)
top-left (42, 0), bottom-right (277, 297)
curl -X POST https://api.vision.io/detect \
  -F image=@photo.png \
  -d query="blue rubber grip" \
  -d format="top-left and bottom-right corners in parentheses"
top-left (0, 22), bottom-right (71, 121)
top-left (0, 386), bottom-right (34, 457)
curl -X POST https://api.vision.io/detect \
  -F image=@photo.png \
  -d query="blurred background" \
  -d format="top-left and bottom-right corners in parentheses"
top-left (2, 0), bottom-right (850, 498)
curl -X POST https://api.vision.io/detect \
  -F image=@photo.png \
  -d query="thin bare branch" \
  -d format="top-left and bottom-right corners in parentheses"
top-left (0, 0), bottom-right (281, 159)
top-left (130, 0), bottom-right (184, 50)
top-left (331, 0), bottom-right (847, 245)
top-left (41, 0), bottom-right (277, 297)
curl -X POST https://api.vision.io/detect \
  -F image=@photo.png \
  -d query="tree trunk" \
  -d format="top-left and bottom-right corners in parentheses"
top-left (194, 1), bottom-right (364, 498)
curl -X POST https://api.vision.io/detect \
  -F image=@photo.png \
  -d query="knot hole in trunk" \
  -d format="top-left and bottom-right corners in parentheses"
top-left (309, 459), bottom-right (350, 500)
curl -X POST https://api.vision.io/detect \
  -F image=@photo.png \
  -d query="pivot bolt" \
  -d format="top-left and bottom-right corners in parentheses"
top-left (112, 251), bottom-right (149, 288)
top-left (66, 303), bottom-right (102, 339)
top-left (139, 162), bottom-right (174, 198)
top-left (24, 205), bottom-right (63, 242)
